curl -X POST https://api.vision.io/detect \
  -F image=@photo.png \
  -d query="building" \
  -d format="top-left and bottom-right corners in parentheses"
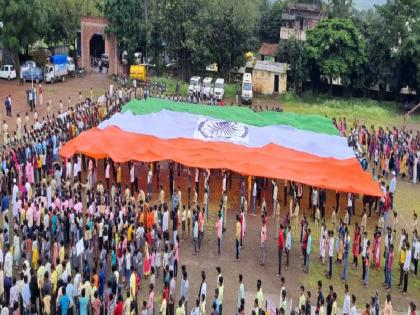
top-left (258, 43), bottom-right (279, 62)
top-left (280, 1), bottom-right (323, 41)
top-left (252, 60), bottom-right (287, 95)
top-left (80, 16), bottom-right (120, 73)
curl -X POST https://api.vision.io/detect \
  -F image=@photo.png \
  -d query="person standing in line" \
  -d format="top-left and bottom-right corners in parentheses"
top-left (398, 242), bottom-right (406, 289)
top-left (193, 214), bottom-right (199, 254)
top-left (285, 225), bottom-right (292, 270)
top-left (402, 241), bottom-right (411, 295)
top-left (256, 280), bottom-right (264, 315)
top-left (237, 274), bottom-right (245, 313)
top-left (260, 215), bottom-right (267, 265)
top-left (342, 284), bottom-right (350, 315)
top-left (215, 213), bottom-right (223, 255)
top-left (277, 224), bottom-right (284, 276)
top-left (180, 271), bottom-right (189, 314)
top-left (385, 244), bottom-right (394, 290)
top-left (235, 215), bottom-right (241, 260)
top-left (252, 180), bottom-right (257, 215)
top-left (272, 180), bottom-right (278, 216)
top-left (342, 229), bottom-right (350, 284)
top-left (305, 229), bottom-right (312, 273)
top-left (327, 231), bottom-right (334, 279)
top-left (364, 240), bottom-right (371, 287)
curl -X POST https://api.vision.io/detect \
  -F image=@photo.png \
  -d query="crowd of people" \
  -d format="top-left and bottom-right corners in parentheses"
top-left (0, 83), bottom-right (418, 315)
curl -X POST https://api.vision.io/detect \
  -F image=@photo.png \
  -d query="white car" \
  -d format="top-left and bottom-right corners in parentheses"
top-left (0, 65), bottom-right (17, 80)
top-left (188, 76), bottom-right (201, 95)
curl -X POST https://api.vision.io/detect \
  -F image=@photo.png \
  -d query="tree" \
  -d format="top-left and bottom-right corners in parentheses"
top-left (277, 36), bottom-right (308, 95)
top-left (0, 0), bottom-right (47, 59)
top-left (376, 0), bottom-right (420, 98)
top-left (44, 0), bottom-right (81, 47)
top-left (103, 0), bottom-right (148, 61)
top-left (306, 18), bottom-right (366, 95)
top-left (160, 0), bottom-right (212, 80)
top-left (258, 0), bottom-right (285, 43)
top-left (326, 0), bottom-right (354, 18)
top-left (209, 0), bottom-right (260, 81)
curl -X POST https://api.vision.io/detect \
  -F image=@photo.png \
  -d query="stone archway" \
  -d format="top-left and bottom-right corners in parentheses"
top-left (80, 16), bottom-right (120, 74)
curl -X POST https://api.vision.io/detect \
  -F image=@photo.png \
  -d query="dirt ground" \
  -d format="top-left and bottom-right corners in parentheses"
top-left (0, 72), bottom-right (111, 135)
top-left (1, 73), bottom-right (419, 313)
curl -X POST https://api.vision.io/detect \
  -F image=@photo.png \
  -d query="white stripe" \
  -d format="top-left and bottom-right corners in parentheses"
top-left (98, 110), bottom-right (355, 159)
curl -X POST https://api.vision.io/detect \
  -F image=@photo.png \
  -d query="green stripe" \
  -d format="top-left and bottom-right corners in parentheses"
top-left (122, 99), bottom-right (338, 135)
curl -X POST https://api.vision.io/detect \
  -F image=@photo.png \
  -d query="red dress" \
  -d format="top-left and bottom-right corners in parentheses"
top-left (353, 231), bottom-right (360, 258)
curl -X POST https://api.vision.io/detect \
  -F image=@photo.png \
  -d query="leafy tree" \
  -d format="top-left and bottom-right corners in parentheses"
top-left (306, 18), bottom-right (366, 95)
top-left (0, 0), bottom-right (47, 59)
top-left (209, 0), bottom-right (260, 80)
top-left (258, 0), bottom-right (285, 43)
top-left (277, 36), bottom-right (308, 95)
top-left (103, 0), bottom-right (148, 61)
top-left (376, 0), bottom-right (420, 97)
top-left (326, 0), bottom-right (354, 18)
top-left (160, 0), bottom-right (212, 80)
top-left (44, 0), bottom-right (81, 47)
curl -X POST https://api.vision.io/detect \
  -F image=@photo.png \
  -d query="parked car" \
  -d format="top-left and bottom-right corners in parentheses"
top-left (0, 65), bottom-right (17, 80)
top-left (21, 60), bottom-right (37, 73)
top-left (22, 67), bottom-right (43, 83)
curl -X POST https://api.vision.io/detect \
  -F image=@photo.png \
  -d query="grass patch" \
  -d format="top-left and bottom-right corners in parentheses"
top-left (279, 92), bottom-right (420, 129)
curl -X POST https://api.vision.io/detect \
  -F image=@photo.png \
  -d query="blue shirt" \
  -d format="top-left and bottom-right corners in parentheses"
top-left (306, 235), bottom-right (312, 255)
top-left (389, 177), bottom-right (396, 193)
top-left (2, 195), bottom-right (9, 212)
top-left (60, 294), bottom-right (70, 314)
top-left (78, 296), bottom-right (89, 315)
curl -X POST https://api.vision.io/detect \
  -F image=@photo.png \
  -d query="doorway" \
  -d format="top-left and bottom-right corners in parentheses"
top-left (274, 74), bottom-right (280, 93)
top-left (89, 33), bottom-right (105, 69)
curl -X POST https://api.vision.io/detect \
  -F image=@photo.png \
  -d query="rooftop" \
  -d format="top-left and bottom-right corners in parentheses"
top-left (253, 60), bottom-right (287, 74)
top-left (258, 43), bottom-right (279, 57)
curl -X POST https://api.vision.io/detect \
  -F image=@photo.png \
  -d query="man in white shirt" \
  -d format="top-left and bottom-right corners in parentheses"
top-left (4, 246), bottom-right (13, 299)
top-left (237, 274), bottom-right (245, 311)
top-left (342, 284), bottom-right (350, 315)
top-left (402, 241), bottom-right (412, 294)
top-left (12, 179), bottom-right (19, 219)
top-left (162, 206), bottom-right (169, 240)
top-left (272, 181), bottom-right (278, 216)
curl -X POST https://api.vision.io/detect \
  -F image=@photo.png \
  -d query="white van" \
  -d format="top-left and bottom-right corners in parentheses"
top-left (241, 73), bottom-right (253, 104)
top-left (202, 77), bottom-right (213, 97)
top-left (188, 76), bottom-right (201, 95)
top-left (214, 78), bottom-right (224, 100)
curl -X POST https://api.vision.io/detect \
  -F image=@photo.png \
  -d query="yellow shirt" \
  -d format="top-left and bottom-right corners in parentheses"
top-left (130, 273), bottom-right (136, 299)
top-left (51, 270), bottom-right (58, 293)
top-left (59, 246), bottom-right (65, 263)
top-left (236, 222), bottom-right (241, 240)
top-left (127, 225), bottom-right (133, 242)
top-left (218, 285), bottom-right (224, 304)
top-left (400, 249), bottom-right (406, 264)
top-left (257, 289), bottom-right (264, 310)
top-left (160, 299), bottom-right (167, 314)
top-left (176, 306), bottom-right (186, 315)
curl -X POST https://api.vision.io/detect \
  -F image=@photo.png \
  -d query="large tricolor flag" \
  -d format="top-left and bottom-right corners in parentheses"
top-left (60, 99), bottom-right (381, 196)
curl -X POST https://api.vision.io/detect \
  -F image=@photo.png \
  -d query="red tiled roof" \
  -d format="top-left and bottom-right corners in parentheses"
top-left (259, 43), bottom-right (279, 57)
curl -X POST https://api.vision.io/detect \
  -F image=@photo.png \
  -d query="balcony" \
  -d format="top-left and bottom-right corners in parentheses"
top-left (280, 27), bottom-right (306, 41)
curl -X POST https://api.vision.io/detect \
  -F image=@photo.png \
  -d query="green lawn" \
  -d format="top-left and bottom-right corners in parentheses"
top-left (279, 92), bottom-right (420, 129)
